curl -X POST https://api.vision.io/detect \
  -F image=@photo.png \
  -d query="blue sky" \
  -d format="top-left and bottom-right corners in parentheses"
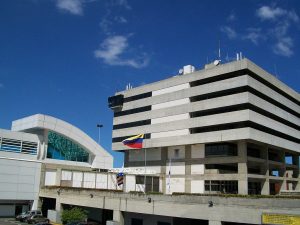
top-left (0, 0), bottom-right (299, 167)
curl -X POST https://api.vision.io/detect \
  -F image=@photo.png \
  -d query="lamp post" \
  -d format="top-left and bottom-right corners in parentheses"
top-left (96, 124), bottom-right (103, 144)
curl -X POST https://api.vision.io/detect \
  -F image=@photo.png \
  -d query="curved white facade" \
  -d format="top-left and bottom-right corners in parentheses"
top-left (11, 114), bottom-right (113, 169)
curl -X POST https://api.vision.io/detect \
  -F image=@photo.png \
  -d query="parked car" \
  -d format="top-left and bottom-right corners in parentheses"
top-left (23, 210), bottom-right (42, 222)
top-left (27, 215), bottom-right (49, 224)
top-left (16, 211), bottom-right (28, 221)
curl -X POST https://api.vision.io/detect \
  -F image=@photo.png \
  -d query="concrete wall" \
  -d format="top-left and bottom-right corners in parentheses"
top-left (0, 158), bottom-right (41, 201)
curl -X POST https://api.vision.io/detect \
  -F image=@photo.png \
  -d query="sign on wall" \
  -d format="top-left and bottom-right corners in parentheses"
top-left (262, 213), bottom-right (300, 225)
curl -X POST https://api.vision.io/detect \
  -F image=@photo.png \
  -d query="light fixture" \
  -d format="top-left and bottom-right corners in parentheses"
top-left (57, 188), bottom-right (62, 195)
top-left (148, 197), bottom-right (151, 203)
top-left (90, 194), bottom-right (94, 198)
top-left (208, 200), bottom-right (213, 207)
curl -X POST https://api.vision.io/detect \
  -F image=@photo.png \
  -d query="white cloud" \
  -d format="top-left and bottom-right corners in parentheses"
top-left (56, 0), bottom-right (84, 15)
top-left (273, 37), bottom-right (293, 57)
top-left (243, 28), bottom-right (265, 45)
top-left (256, 5), bottom-right (299, 22)
top-left (113, 0), bottom-right (131, 10)
top-left (227, 12), bottom-right (236, 22)
top-left (220, 26), bottom-right (237, 39)
top-left (94, 35), bottom-right (149, 68)
top-left (256, 6), bottom-right (286, 20)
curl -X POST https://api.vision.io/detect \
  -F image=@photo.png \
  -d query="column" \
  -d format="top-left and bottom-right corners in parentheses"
top-left (112, 210), bottom-right (124, 225)
top-left (55, 199), bottom-right (62, 224)
top-left (261, 146), bottom-right (270, 195)
top-left (238, 141), bottom-right (248, 195)
top-left (161, 147), bottom-right (168, 194)
top-left (56, 168), bottom-right (62, 186)
top-left (185, 145), bottom-right (191, 193)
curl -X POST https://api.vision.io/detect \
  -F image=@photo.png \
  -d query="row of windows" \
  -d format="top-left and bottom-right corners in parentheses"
top-left (113, 100), bottom-right (299, 134)
top-left (205, 180), bottom-right (238, 194)
top-left (190, 85), bottom-right (299, 118)
top-left (113, 119), bottom-right (151, 130)
top-left (190, 121), bottom-right (300, 144)
top-left (0, 137), bottom-right (38, 155)
top-left (190, 103), bottom-right (299, 131)
top-left (123, 92), bottom-right (152, 103)
top-left (190, 68), bottom-right (299, 106)
top-left (205, 143), bottom-right (237, 157)
top-left (114, 105), bottom-right (151, 117)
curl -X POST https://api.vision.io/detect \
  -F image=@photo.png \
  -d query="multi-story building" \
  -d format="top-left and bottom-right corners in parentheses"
top-left (109, 58), bottom-right (300, 196)
top-left (0, 114), bottom-right (112, 217)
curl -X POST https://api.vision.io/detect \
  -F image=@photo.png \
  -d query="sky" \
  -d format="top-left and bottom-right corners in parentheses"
top-left (0, 0), bottom-right (299, 168)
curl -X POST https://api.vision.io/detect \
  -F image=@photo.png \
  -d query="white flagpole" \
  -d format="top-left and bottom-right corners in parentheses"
top-left (144, 148), bottom-right (147, 193)
top-left (168, 158), bottom-right (171, 194)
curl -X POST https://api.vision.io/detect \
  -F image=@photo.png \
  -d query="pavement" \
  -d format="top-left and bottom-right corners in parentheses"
top-left (0, 218), bottom-right (27, 225)
top-left (0, 218), bottom-right (59, 225)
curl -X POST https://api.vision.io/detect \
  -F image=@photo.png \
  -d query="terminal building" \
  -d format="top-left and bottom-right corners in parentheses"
top-left (109, 58), bottom-right (300, 196)
top-left (0, 114), bottom-right (113, 216)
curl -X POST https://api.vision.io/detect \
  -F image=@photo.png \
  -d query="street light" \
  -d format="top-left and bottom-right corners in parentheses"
top-left (96, 124), bottom-right (103, 144)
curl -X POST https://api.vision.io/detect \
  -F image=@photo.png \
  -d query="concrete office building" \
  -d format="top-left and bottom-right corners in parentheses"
top-left (109, 58), bottom-right (300, 196)
top-left (0, 114), bottom-right (113, 217)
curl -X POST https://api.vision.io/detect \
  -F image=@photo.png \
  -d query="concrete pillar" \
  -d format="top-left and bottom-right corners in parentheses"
top-left (238, 141), bottom-right (248, 195)
top-left (31, 198), bottom-right (42, 210)
top-left (261, 179), bottom-right (270, 195)
top-left (185, 145), bottom-right (191, 193)
top-left (55, 199), bottom-right (62, 224)
top-left (112, 210), bottom-right (124, 225)
top-left (161, 147), bottom-right (168, 194)
top-left (56, 168), bottom-right (62, 186)
top-left (209, 220), bottom-right (222, 225)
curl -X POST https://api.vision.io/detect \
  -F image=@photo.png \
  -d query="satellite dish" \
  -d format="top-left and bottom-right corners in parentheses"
top-left (213, 60), bottom-right (220, 66)
top-left (178, 69), bottom-right (184, 75)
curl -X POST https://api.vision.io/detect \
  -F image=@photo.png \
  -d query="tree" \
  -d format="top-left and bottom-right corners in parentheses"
top-left (61, 207), bottom-right (87, 224)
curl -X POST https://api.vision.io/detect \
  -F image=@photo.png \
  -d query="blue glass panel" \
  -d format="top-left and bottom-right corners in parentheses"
top-left (47, 131), bottom-right (89, 163)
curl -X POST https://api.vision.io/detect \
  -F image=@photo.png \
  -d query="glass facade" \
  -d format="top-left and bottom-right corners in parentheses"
top-left (47, 131), bottom-right (89, 162)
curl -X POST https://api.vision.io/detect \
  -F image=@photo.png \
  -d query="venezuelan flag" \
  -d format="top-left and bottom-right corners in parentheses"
top-left (122, 134), bottom-right (144, 149)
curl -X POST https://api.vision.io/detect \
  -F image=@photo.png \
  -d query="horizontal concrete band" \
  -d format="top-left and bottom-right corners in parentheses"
top-left (40, 187), bottom-right (300, 224)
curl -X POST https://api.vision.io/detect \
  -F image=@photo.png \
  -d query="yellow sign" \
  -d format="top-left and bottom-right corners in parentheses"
top-left (262, 213), bottom-right (300, 225)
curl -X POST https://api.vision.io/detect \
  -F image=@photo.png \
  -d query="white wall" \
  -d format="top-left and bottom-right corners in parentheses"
top-left (152, 129), bottom-right (189, 139)
top-left (45, 171), bottom-right (56, 186)
top-left (0, 158), bottom-right (41, 201)
top-left (152, 83), bottom-right (190, 96)
top-left (152, 98), bottom-right (190, 110)
top-left (166, 162), bottom-right (185, 175)
top-left (191, 144), bottom-right (205, 158)
top-left (166, 178), bottom-right (185, 194)
top-left (191, 165), bottom-right (204, 175)
top-left (191, 180), bottom-right (204, 193)
top-left (151, 113), bottom-right (189, 124)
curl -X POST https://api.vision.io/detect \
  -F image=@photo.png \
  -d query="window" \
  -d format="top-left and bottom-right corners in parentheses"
top-left (205, 180), bottom-right (238, 194)
top-left (157, 222), bottom-right (171, 225)
top-left (47, 131), bottom-right (89, 162)
top-left (131, 218), bottom-right (143, 225)
top-left (205, 143), bottom-right (237, 157)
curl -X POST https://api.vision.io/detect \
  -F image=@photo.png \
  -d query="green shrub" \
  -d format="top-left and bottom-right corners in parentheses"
top-left (61, 207), bottom-right (87, 224)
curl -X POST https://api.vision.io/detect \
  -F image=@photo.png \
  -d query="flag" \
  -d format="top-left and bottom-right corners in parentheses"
top-left (122, 134), bottom-right (144, 149)
top-left (116, 172), bottom-right (124, 186)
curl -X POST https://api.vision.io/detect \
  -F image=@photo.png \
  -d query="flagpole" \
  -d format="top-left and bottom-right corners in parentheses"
top-left (144, 148), bottom-right (147, 193)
